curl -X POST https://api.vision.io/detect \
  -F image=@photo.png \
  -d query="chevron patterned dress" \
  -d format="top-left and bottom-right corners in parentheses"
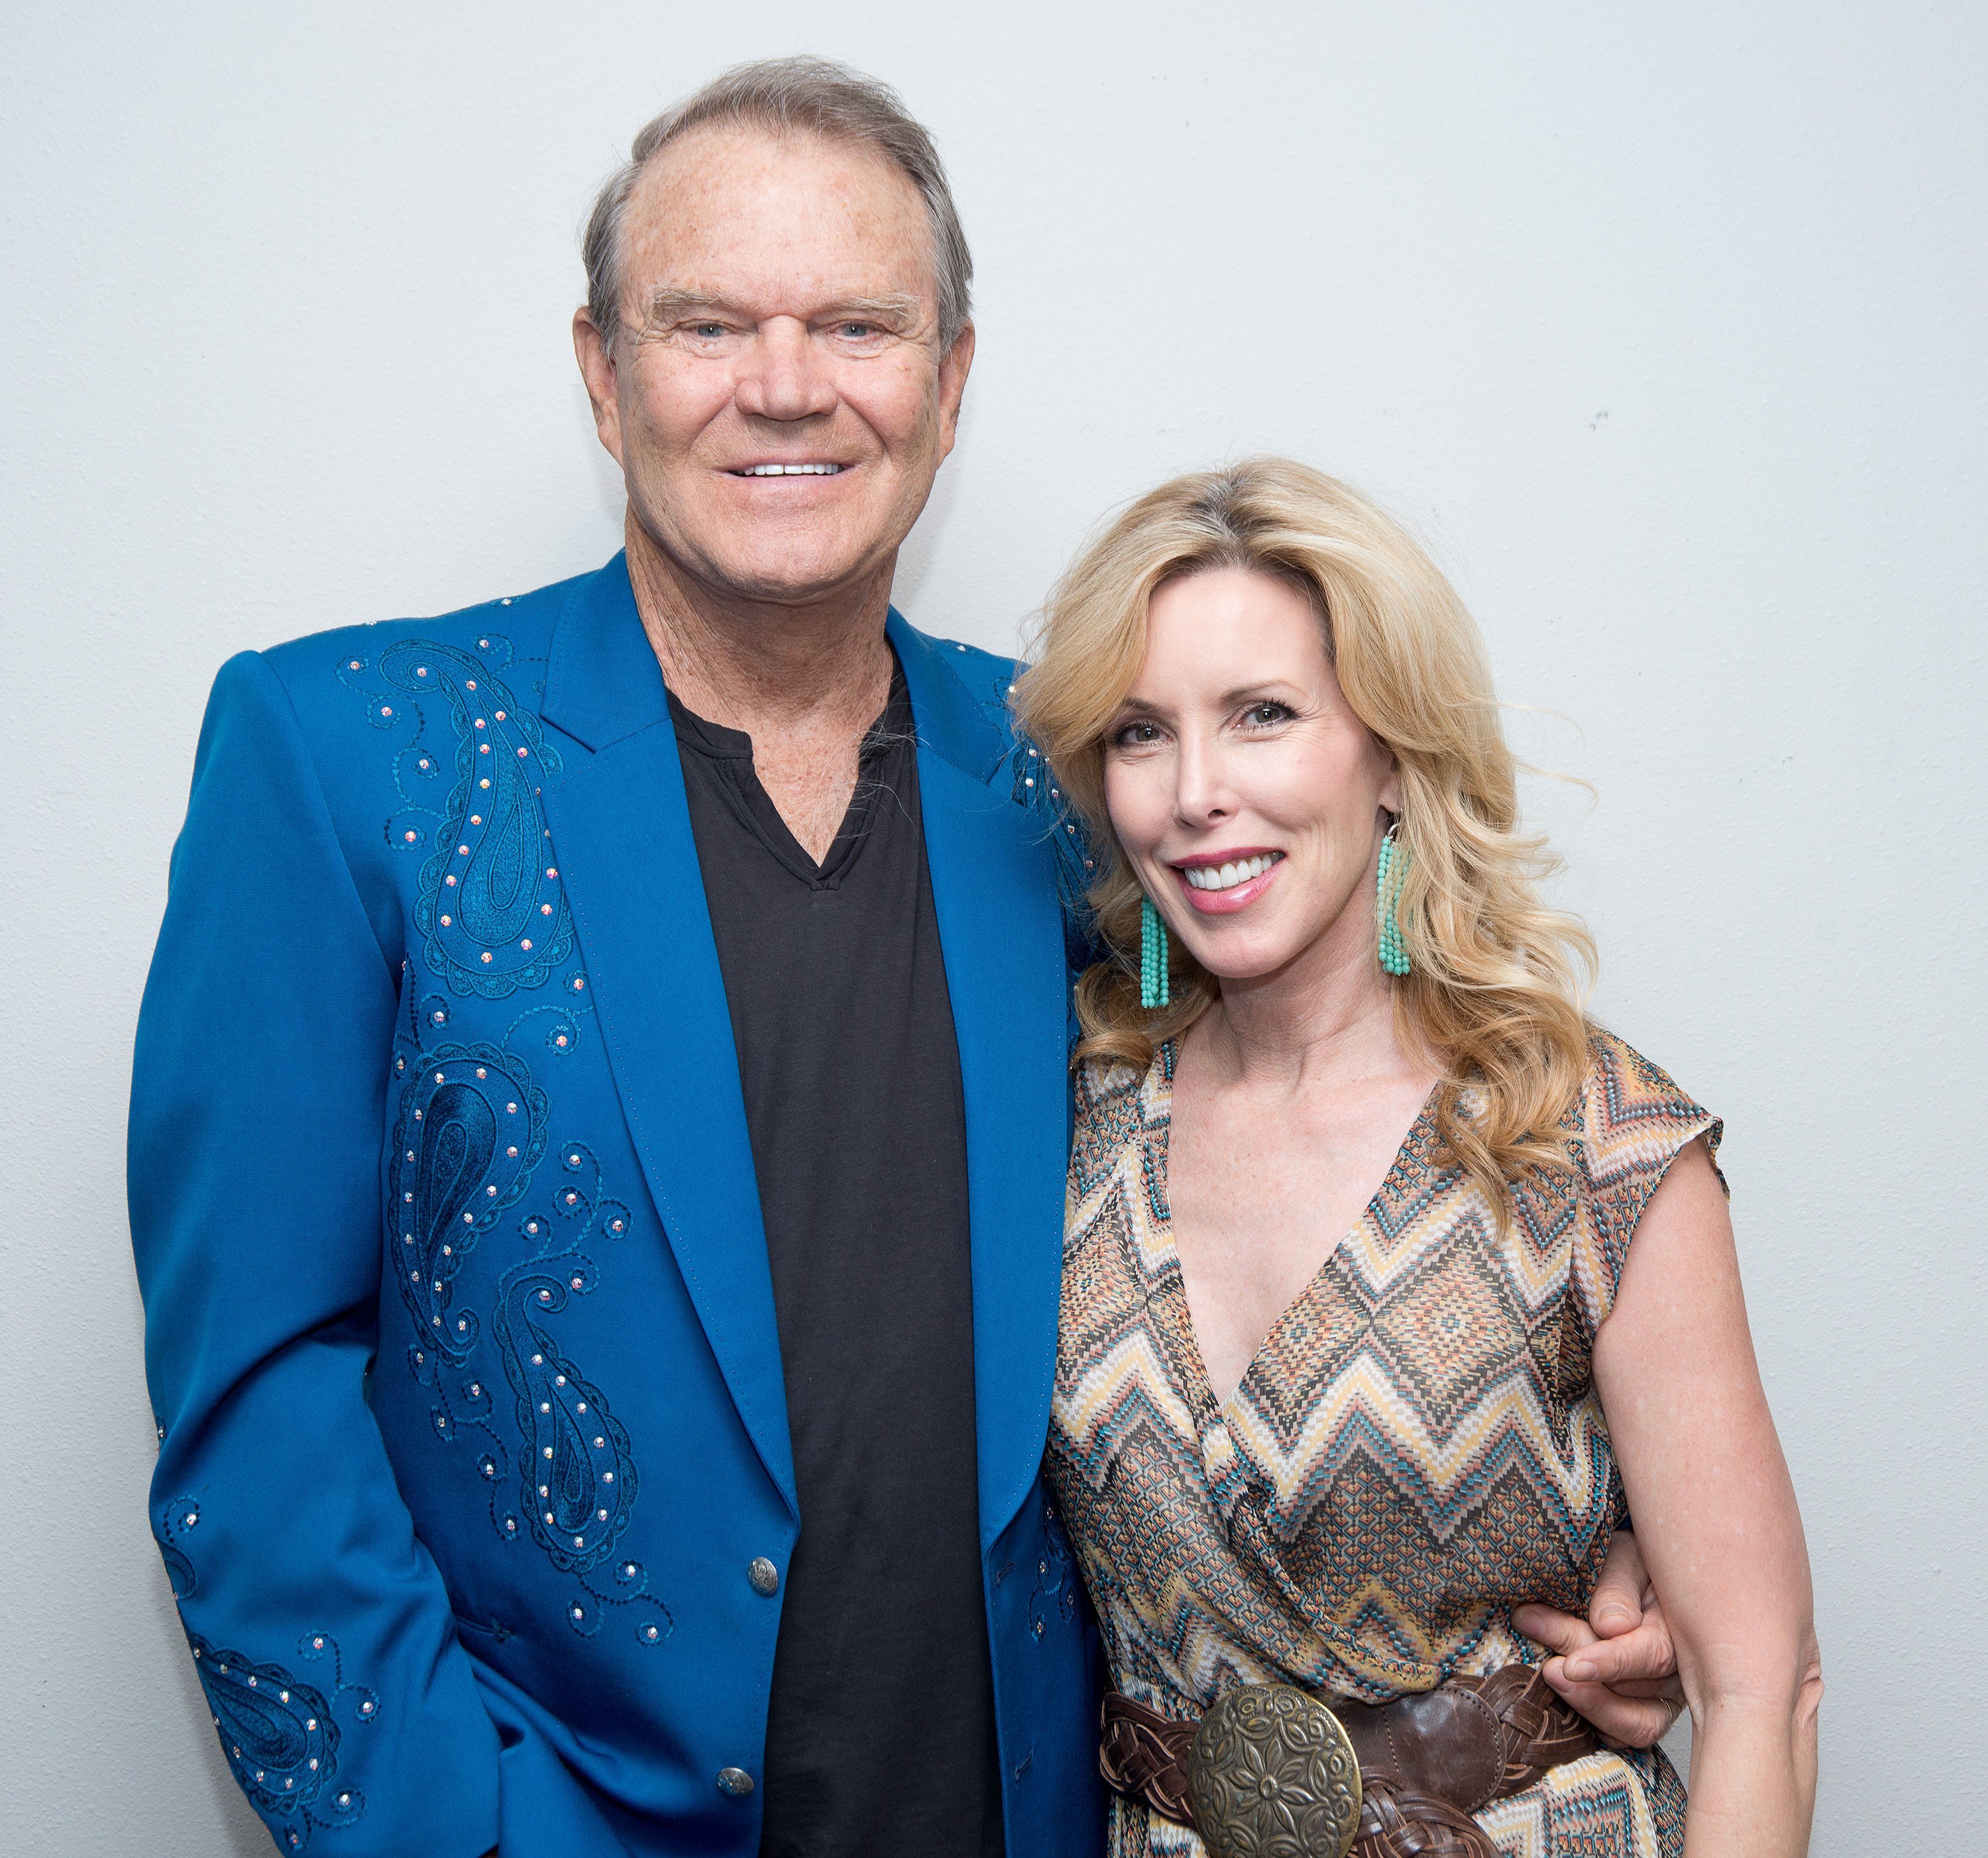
top-left (1046, 1028), bottom-right (1722, 1858)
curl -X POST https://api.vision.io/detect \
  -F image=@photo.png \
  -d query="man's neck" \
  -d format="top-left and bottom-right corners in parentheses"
top-left (623, 508), bottom-right (897, 862)
top-left (623, 507), bottom-right (894, 738)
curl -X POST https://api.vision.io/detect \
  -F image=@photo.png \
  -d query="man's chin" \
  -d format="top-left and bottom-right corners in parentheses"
top-left (678, 541), bottom-right (896, 610)
top-left (628, 497), bottom-right (907, 613)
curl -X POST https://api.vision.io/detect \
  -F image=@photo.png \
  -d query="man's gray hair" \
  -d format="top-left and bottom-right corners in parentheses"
top-left (582, 56), bottom-right (973, 353)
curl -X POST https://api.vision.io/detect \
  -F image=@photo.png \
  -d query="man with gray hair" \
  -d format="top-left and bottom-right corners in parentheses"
top-left (131, 54), bottom-right (1679, 1858)
top-left (133, 55), bottom-right (1098, 1858)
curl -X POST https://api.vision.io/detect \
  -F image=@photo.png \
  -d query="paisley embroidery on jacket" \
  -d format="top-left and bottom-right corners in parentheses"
top-left (370, 639), bottom-right (572, 999)
top-left (338, 631), bottom-right (516, 865)
top-left (1007, 722), bottom-right (1100, 967)
top-left (404, 971), bottom-right (596, 1062)
top-left (191, 1631), bottom-right (378, 1850)
top-left (1029, 1494), bottom-right (1081, 1641)
top-left (154, 1496), bottom-right (200, 1600)
top-left (166, 1509), bottom-right (379, 1851)
top-left (493, 1142), bottom-right (661, 1639)
top-left (386, 1042), bottom-right (548, 1366)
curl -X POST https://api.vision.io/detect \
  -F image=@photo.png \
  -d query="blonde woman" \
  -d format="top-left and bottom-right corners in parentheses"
top-left (1016, 459), bottom-right (1818, 1858)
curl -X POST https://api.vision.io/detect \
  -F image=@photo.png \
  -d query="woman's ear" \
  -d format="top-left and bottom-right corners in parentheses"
top-left (1378, 753), bottom-right (1404, 818)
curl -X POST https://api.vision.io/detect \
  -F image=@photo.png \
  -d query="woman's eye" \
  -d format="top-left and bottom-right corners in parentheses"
top-left (1242, 702), bottom-right (1292, 728)
top-left (1113, 720), bottom-right (1162, 748)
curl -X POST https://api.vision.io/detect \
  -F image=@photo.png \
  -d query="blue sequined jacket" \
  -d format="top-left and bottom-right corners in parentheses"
top-left (129, 553), bottom-right (1105, 1857)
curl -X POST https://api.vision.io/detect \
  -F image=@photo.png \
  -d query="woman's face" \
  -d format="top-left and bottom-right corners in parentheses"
top-left (1103, 566), bottom-right (1400, 985)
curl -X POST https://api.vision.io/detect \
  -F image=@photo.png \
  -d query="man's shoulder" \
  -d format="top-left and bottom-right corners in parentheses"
top-left (892, 620), bottom-right (1026, 761)
top-left (252, 563), bottom-right (603, 732)
top-left (920, 633), bottom-right (1022, 693)
top-left (233, 568), bottom-right (612, 771)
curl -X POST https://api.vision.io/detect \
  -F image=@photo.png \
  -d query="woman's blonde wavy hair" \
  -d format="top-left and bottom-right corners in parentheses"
top-left (1013, 457), bottom-right (1597, 1209)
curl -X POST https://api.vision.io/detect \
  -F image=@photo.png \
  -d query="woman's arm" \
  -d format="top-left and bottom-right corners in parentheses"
top-left (1592, 1138), bottom-right (1822, 1858)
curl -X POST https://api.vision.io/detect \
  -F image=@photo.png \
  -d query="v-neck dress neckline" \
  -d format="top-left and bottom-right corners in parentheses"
top-left (1149, 1040), bottom-right (1443, 1425)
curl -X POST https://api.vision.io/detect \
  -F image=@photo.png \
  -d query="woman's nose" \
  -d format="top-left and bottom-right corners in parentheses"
top-left (1172, 734), bottom-right (1235, 824)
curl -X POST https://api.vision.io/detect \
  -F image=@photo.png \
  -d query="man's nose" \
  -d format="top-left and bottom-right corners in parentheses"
top-left (733, 318), bottom-right (838, 423)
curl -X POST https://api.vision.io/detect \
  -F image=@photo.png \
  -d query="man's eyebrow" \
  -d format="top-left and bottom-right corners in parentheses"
top-left (639, 289), bottom-right (925, 327)
top-left (818, 294), bottom-right (923, 323)
top-left (641, 288), bottom-right (734, 325)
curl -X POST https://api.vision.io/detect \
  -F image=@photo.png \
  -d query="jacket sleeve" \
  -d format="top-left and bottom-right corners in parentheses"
top-left (130, 651), bottom-right (500, 1857)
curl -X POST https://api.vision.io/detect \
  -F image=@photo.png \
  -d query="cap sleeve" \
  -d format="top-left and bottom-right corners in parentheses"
top-left (1568, 1030), bottom-right (1725, 1346)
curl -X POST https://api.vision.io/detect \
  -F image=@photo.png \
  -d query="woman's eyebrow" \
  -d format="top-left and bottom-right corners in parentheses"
top-left (1218, 679), bottom-right (1306, 704)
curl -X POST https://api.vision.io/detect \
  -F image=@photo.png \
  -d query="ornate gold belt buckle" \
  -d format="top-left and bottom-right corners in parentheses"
top-left (1187, 1684), bottom-right (1364, 1858)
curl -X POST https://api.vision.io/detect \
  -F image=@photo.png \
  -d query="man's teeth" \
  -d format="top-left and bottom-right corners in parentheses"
top-left (739, 463), bottom-right (843, 475)
top-left (1183, 853), bottom-right (1280, 892)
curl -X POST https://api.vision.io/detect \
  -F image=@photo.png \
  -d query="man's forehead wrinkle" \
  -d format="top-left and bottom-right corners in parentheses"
top-left (620, 120), bottom-right (940, 326)
top-left (628, 126), bottom-right (926, 245)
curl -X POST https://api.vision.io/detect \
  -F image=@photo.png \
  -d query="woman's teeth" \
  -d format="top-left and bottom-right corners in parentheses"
top-left (1182, 853), bottom-right (1281, 892)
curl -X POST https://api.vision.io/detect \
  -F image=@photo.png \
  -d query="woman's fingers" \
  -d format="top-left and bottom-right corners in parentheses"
top-left (1510, 1602), bottom-right (1599, 1655)
top-left (1589, 1529), bottom-right (1651, 1636)
top-left (1561, 1616), bottom-right (1678, 1686)
top-left (1522, 1603), bottom-right (1684, 1749)
top-left (1542, 1657), bottom-right (1684, 1749)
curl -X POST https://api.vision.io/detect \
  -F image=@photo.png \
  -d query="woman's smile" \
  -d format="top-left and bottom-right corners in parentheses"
top-left (1172, 848), bottom-right (1286, 912)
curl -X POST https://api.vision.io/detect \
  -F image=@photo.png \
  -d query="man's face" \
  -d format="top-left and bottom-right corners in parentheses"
top-left (576, 123), bottom-right (973, 607)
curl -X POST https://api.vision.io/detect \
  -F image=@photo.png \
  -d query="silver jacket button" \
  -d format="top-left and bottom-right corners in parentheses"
top-left (747, 1557), bottom-right (781, 1596)
top-left (716, 1767), bottom-right (755, 1798)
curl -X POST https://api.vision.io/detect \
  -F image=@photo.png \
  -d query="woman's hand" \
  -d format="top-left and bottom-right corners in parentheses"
top-left (1594, 1137), bottom-right (1821, 1857)
top-left (1514, 1529), bottom-right (1686, 1747)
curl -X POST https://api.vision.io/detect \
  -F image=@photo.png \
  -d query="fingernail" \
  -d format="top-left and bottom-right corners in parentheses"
top-left (1565, 1659), bottom-right (1597, 1681)
top-left (1597, 1606), bottom-right (1635, 1627)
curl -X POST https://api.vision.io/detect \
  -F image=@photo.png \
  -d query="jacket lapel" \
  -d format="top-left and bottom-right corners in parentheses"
top-left (539, 556), bottom-right (795, 1513)
top-left (891, 616), bottom-right (1071, 1551)
top-left (533, 567), bottom-right (1066, 1541)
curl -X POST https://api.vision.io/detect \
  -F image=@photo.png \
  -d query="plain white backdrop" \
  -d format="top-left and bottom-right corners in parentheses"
top-left (4, 3), bottom-right (1983, 1852)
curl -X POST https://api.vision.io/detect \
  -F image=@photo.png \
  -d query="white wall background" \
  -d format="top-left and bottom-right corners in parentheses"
top-left (4, 3), bottom-right (1982, 1852)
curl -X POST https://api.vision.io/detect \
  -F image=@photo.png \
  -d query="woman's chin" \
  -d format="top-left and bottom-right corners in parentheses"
top-left (1177, 932), bottom-right (1305, 986)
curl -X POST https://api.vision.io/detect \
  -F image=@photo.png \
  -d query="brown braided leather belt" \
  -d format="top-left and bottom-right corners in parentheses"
top-left (1100, 1667), bottom-right (1597, 1858)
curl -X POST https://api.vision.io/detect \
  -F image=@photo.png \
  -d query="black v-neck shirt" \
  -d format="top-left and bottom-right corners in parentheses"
top-left (670, 663), bottom-right (1004, 1858)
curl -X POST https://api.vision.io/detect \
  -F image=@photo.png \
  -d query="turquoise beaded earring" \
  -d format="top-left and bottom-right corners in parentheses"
top-left (1140, 894), bottom-right (1171, 1010)
top-left (1376, 820), bottom-right (1411, 977)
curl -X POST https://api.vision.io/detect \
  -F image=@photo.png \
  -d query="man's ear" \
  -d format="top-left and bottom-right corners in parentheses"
top-left (935, 320), bottom-right (976, 455)
top-left (573, 308), bottom-right (625, 465)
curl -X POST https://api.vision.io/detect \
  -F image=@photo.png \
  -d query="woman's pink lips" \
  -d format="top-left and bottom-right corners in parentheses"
top-left (1172, 855), bottom-right (1284, 915)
